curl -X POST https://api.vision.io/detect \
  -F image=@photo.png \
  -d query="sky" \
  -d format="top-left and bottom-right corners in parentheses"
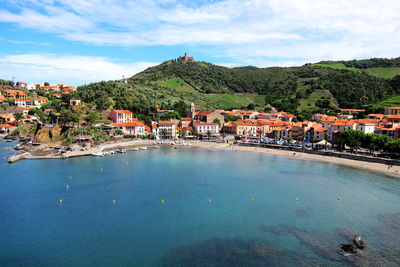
top-left (0, 0), bottom-right (399, 86)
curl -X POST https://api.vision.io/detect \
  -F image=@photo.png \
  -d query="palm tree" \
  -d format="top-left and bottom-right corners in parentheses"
top-left (161, 129), bottom-right (168, 139)
top-left (311, 136), bottom-right (317, 150)
top-left (257, 129), bottom-right (263, 141)
top-left (324, 134), bottom-right (329, 151)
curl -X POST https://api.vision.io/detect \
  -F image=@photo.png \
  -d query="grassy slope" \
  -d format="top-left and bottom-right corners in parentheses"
top-left (364, 67), bottom-right (400, 79)
top-left (314, 63), bottom-right (361, 72)
top-left (299, 90), bottom-right (338, 112)
top-left (380, 96), bottom-right (400, 106)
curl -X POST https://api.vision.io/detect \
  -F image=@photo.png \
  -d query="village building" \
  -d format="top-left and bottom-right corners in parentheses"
top-left (192, 121), bottom-right (219, 136)
top-left (358, 122), bottom-right (376, 134)
top-left (4, 89), bottom-right (27, 100)
top-left (385, 107), bottom-right (400, 115)
top-left (111, 121), bottom-right (145, 136)
top-left (109, 110), bottom-right (134, 123)
top-left (158, 121), bottom-right (176, 139)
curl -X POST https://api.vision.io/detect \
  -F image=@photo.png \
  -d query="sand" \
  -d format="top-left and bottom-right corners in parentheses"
top-left (190, 142), bottom-right (400, 178)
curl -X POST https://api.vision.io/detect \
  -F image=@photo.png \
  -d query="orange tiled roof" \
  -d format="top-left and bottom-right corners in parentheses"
top-left (113, 110), bottom-right (132, 114)
top-left (111, 121), bottom-right (144, 127)
top-left (158, 121), bottom-right (175, 125)
top-left (195, 110), bottom-right (213, 116)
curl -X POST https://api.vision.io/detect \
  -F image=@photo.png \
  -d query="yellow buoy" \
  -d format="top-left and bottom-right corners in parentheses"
top-left (113, 199), bottom-right (116, 205)
top-left (69, 176), bottom-right (72, 180)
top-left (379, 196), bottom-right (382, 200)
top-left (296, 197), bottom-right (299, 201)
top-left (338, 196), bottom-right (341, 200)
top-left (59, 199), bottom-right (63, 204)
top-left (100, 168), bottom-right (103, 172)
top-left (66, 185), bottom-right (70, 190)
top-left (161, 199), bottom-right (165, 205)
top-left (251, 197), bottom-right (255, 202)
top-left (208, 198), bottom-right (211, 203)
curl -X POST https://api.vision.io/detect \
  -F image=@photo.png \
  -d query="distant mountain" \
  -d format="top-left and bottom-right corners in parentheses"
top-left (76, 57), bottom-right (400, 120)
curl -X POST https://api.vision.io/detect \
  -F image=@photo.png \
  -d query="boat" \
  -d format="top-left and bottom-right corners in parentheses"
top-left (133, 148), bottom-right (139, 151)
top-left (139, 147), bottom-right (147, 150)
top-left (91, 152), bottom-right (105, 157)
top-left (117, 149), bottom-right (126, 153)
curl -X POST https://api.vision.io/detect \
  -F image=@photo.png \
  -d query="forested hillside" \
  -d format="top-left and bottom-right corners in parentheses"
top-left (75, 57), bottom-right (400, 121)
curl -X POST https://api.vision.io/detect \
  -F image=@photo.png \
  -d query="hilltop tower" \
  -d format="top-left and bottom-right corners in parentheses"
top-left (177, 52), bottom-right (195, 62)
top-left (190, 102), bottom-right (195, 119)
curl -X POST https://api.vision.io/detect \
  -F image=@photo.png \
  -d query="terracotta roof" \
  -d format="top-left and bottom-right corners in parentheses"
top-left (386, 107), bottom-right (400, 109)
top-left (158, 121), bottom-right (175, 125)
top-left (195, 110), bottom-right (213, 116)
top-left (0, 124), bottom-right (16, 128)
top-left (182, 118), bottom-right (192, 121)
top-left (113, 110), bottom-right (132, 114)
top-left (111, 121), bottom-right (144, 127)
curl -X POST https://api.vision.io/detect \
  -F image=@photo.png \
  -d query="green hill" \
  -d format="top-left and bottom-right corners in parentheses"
top-left (75, 57), bottom-right (400, 121)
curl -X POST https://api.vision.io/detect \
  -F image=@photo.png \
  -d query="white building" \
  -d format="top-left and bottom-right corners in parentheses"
top-left (358, 123), bottom-right (375, 134)
top-left (193, 121), bottom-right (219, 135)
top-left (157, 121), bottom-right (176, 139)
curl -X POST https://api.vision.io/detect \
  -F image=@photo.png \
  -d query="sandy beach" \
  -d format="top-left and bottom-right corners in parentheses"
top-left (190, 142), bottom-right (400, 178)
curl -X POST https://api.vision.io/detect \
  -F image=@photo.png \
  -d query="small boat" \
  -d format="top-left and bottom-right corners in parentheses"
top-left (117, 149), bottom-right (126, 153)
top-left (133, 148), bottom-right (139, 151)
top-left (92, 152), bottom-right (105, 157)
top-left (139, 147), bottom-right (147, 150)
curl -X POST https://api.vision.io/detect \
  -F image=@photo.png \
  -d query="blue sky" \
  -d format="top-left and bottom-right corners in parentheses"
top-left (0, 0), bottom-right (399, 86)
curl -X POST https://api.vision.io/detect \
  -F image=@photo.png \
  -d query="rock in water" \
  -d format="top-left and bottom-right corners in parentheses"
top-left (353, 236), bottom-right (366, 249)
top-left (340, 244), bottom-right (357, 254)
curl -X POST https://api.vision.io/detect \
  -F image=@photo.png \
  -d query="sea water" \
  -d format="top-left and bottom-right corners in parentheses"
top-left (0, 140), bottom-right (399, 266)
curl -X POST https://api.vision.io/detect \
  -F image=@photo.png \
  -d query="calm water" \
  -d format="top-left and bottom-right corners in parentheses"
top-left (1, 140), bottom-right (400, 266)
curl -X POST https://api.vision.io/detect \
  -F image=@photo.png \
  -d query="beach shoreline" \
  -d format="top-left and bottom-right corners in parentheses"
top-left (7, 140), bottom-right (158, 163)
top-left (190, 142), bottom-right (400, 178)
top-left (6, 139), bottom-right (400, 178)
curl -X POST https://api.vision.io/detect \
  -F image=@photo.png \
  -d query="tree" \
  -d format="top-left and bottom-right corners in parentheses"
top-left (173, 100), bottom-right (189, 117)
top-left (257, 129), bottom-right (263, 141)
top-left (85, 111), bottom-right (99, 126)
top-left (207, 130), bottom-right (212, 140)
top-left (44, 82), bottom-right (50, 86)
top-left (247, 103), bottom-right (255, 110)
top-left (311, 136), bottom-right (317, 150)
top-left (324, 134), bottom-right (329, 151)
top-left (161, 111), bottom-right (181, 120)
top-left (213, 118), bottom-right (221, 128)
top-left (225, 114), bottom-right (241, 122)
top-left (221, 132), bottom-right (227, 142)
top-left (13, 112), bottom-right (23, 121)
top-left (115, 129), bottom-right (123, 136)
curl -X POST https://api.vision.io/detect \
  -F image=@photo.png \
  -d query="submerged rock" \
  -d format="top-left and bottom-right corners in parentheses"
top-left (161, 238), bottom-right (323, 267)
top-left (340, 243), bottom-right (357, 254)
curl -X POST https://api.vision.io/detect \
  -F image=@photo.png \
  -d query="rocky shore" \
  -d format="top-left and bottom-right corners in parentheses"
top-left (7, 139), bottom-right (159, 163)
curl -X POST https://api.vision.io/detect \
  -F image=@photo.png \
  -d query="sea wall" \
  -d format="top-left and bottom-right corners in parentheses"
top-left (238, 143), bottom-right (400, 166)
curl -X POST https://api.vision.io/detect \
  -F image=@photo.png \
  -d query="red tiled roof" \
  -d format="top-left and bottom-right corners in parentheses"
top-left (113, 110), bottom-right (132, 114)
top-left (158, 121), bottom-right (175, 125)
top-left (195, 123), bottom-right (218, 126)
top-left (195, 110), bottom-right (213, 116)
top-left (111, 121), bottom-right (144, 127)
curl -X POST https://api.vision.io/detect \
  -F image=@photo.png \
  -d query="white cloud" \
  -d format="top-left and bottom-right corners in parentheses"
top-left (0, 0), bottom-right (399, 64)
top-left (0, 54), bottom-right (158, 86)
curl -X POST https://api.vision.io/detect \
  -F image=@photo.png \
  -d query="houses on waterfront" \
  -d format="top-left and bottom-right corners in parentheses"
top-left (105, 104), bottom-right (400, 142)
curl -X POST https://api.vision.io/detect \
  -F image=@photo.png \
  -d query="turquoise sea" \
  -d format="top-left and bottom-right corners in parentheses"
top-left (0, 140), bottom-right (400, 266)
